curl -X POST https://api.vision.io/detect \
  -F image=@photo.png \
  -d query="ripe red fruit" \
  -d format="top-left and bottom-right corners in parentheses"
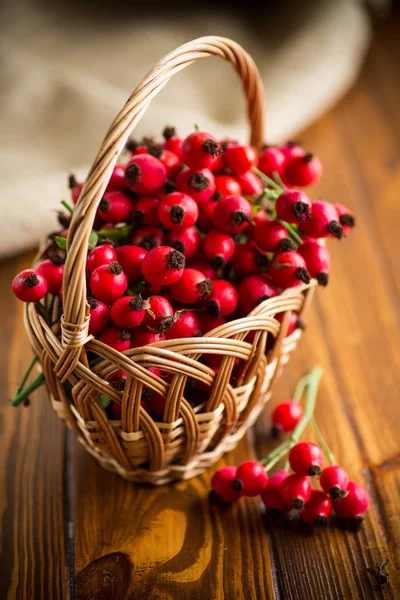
top-left (86, 244), bottom-right (117, 277)
top-left (213, 195), bottom-right (252, 233)
top-left (280, 141), bottom-right (304, 161)
top-left (298, 241), bottom-right (331, 286)
top-left (206, 279), bottom-right (238, 318)
top-left (131, 226), bottom-right (166, 250)
top-left (132, 196), bottom-right (160, 227)
top-left (301, 201), bottom-right (343, 239)
top-left (176, 167), bottom-right (216, 204)
top-left (98, 191), bottom-right (133, 224)
top-left (202, 231), bottom-right (235, 270)
top-left (167, 226), bottom-right (201, 260)
top-left (130, 327), bottom-right (166, 348)
top-left (197, 199), bottom-right (219, 231)
top-left (211, 466), bottom-right (244, 504)
top-left (158, 192), bottom-right (198, 231)
top-left (99, 326), bottom-right (131, 352)
top-left (37, 255), bottom-right (65, 294)
top-left (12, 269), bottom-right (48, 302)
top-left (170, 268), bottom-right (212, 305)
top-left (110, 295), bottom-right (150, 329)
top-left (252, 219), bottom-right (294, 253)
top-left (223, 144), bottom-right (257, 175)
top-left (142, 246), bottom-right (185, 286)
top-left (181, 131), bottom-right (221, 171)
top-left (233, 461), bottom-right (268, 496)
top-left (334, 481), bottom-right (369, 519)
top-left (276, 189), bottom-right (312, 224)
top-left (261, 470), bottom-right (290, 511)
top-left (214, 174), bottom-right (241, 197)
top-left (276, 312), bottom-right (304, 337)
top-left (90, 262), bottom-right (128, 304)
top-left (334, 203), bottom-right (356, 236)
top-left (68, 174), bottom-right (83, 205)
top-left (289, 441), bottom-right (324, 476)
top-left (232, 242), bottom-right (268, 276)
top-left (251, 208), bottom-right (268, 229)
top-left (199, 313), bottom-right (225, 334)
top-left (320, 466), bottom-right (349, 499)
top-left (158, 148), bottom-right (181, 178)
top-left (125, 153), bottom-right (167, 194)
top-left (300, 489), bottom-right (332, 526)
top-left (235, 170), bottom-right (263, 195)
top-left (285, 152), bottom-right (322, 187)
top-left (107, 164), bottom-right (128, 192)
top-left (238, 274), bottom-right (278, 314)
top-left (272, 401), bottom-right (303, 433)
top-left (280, 474), bottom-right (312, 509)
top-left (115, 245), bottom-right (147, 282)
top-left (87, 296), bottom-right (109, 335)
top-left (165, 310), bottom-right (202, 339)
top-left (142, 295), bottom-right (174, 328)
top-left (258, 146), bottom-right (286, 178)
top-left (269, 251), bottom-right (311, 288)
top-left (187, 258), bottom-right (218, 280)
top-left (163, 126), bottom-right (183, 157)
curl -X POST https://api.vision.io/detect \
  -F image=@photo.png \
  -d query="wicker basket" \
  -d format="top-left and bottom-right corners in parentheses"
top-left (23, 36), bottom-right (316, 484)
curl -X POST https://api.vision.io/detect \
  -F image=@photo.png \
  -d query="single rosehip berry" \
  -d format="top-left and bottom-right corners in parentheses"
top-left (142, 295), bottom-right (174, 328)
top-left (98, 191), bottom-right (133, 224)
top-left (165, 310), bottom-right (202, 339)
top-left (181, 131), bottom-right (222, 171)
top-left (187, 258), bottom-right (218, 280)
top-left (251, 208), bottom-right (268, 229)
top-left (132, 196), bottom-right (160, 228)
top-left (276, 189), bottom-right (312, 224)
top-left (37, 254), bottom-right (65, 294)
top-left (99, 326), bottom-right (131, 352)
top-left (206, 279), bottom-right (238, 318)
top-left (298, 241), bottom-right (331, 286)
top-left (90, 262), bottom-right (128, 304)
top-left (333, 480), bottom-right (369, 520)
top-left (158, 148), bottom-right (181, 178)
top-left (252, 219), bottom-right (294, 253)
top-left (238, 274), bottom-right (278, 314)
top-left (285, 152), bottom-right (322, 187)
top-left (158, 192), bottom-right (198, 232)
top-left (68, 174), bottom-right (83, 205)
top-left (320, 465), bottom-right (350, 499)
top-left (236, 170), bottom-right (263, 195)
top-left (170, 268), bottom-right (212, 305)
top-left (167, 226), bottom-right (201, 260)
top-left (276, 312), bottom-right (304, 337)
top-left (110, 295), bottom-right (150, 329)
top-left (280, 141), bottom-right (304, 161)
top-left (289, 441), bottom-right (324, 476)
top-left (224, 144), bottom-right (258, 175)
top-left (107, 164), bottom-right (128, 192)
top-left (261, 470), bottom-right (290, 511)
top-left (300, 489), bottom-right (333, 526)
top-left (232, 242), bottom-right (268, 276)
top-left (87, 296), bottom-right (110, 335)
top-left (176, 167), bottom-right (216, 205)
top-left (269, 251), bottom-right (311, 288)
top-left (12, 269), bottom-right (48, 302)
top-left (301, 201), bottom-right (343, 239)
top-left (233, 461), bottom-right (268, 496)
top-left (211, 466), bottom-right (244, 504)
top-left (213, 195), bottom-right (252, 233)
top-left (142, 246), bottom-right (185, 286)
top-left (130, 326), bottom-right (166, 348)
top-left (86, 244), bottom-right (117, 277)
top-left (214, 174), bottom-right (241, 197)
top-left (199, 313), bottom-right (225, 334)
top-left (163, 126), bottom-right (183, 158)
top-left (272, 401), bottom-right (303, 433)
top-left (125, 153), bottom-right (167, 194)
top-left (258, 146), bottom-right (287, 178)
top-left (131, 226), bottom-right (166, 251)
top-left (202, 231), bottom-right (235, 271)
top-left (280, 474), bottom-right (312, 509)
top-left (334, 203), bottom-right (356, 236)
top-left (115, 245), bottom-right (147, 282)
top-left (197, 198), bottom-right (220, 232)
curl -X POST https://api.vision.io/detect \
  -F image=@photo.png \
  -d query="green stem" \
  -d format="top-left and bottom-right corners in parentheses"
top-left (271, 170), bottom-right (286, 189)
top-left (278, 220), bottom-right (303, 246)
top-left (10, 372), bottom-right (46, 407)
top-left (97, 224), bottom-right (132, 241)
top-left (61, 200), bottom-right (74, 215)
top-left (16, 355), bottom-right (39, 394)
top-left (253, 167), bottom-right (283, 192)
top-left (311, 418), bottom-right (336, 465)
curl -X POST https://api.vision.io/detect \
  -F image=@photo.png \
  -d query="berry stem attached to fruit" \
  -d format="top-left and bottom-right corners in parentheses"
top-left (252, 167), bottom-right (283, 192)
top-left (311, 417), bottom-right (336, 465)
top-left (61, 200), bottom-right (74, 215)
top-left (278, 220), bottom-right (303, 246)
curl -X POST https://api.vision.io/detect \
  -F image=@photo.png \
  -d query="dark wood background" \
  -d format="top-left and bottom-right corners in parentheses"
top-left (1, 15), bottom-right (400, 600)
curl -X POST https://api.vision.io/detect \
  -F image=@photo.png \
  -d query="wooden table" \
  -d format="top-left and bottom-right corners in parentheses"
top-left (1, 18), bottom-right (400, 600)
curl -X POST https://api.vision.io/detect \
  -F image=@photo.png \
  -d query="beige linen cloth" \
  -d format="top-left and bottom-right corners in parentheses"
top-left (0, 0), bottom-right (372, 258)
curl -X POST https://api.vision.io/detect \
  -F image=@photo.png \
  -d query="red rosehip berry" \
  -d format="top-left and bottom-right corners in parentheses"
top-left (197, 198), bottom-right (219, 232)
top-left (167, 226), bottom-right (201, 260)
top-left (300, 489), bottom-right (332, 526)
top-left (130, 327), bottom-right (166, 348)
top-left (187, 258), bottom-right (218, 280)
top-left (276, 189), bottom-right (312, 224)
top-left (158, 148), bottom-right (181, 178)
top-left (199, 313), bottom-right (225, 334)
top-left (107, 164), bottom-right (128, 192)
top-left (251, 208), bottom-right (268, 229)
top-left (261, 469), bottom-right (290, 511)
top-left (252, 219), bottom-right (294, 253)
top-left (87, 296), bottom-right (110, 335)
top-left (333, 480), bottom-right (369, 520)
top-left (98, 191), bottom-right (133, 224)
top-left (68, 174), bottom-right (83, 205)
top-left (181, 131), bottom-right (222, 171)
top-left (235, 170), bottom-right (263, 195)
top-left (320, 465), bottom-right (350, 499)
top-left (206, 279), bottom-right (238, 318)
top-left (142, 295), bottom-right (174, 328)
top-left (37, 254), bottom-right (65, 294)
top-left (285, 152), bottom-right (322, 187)
top-left (301, 201), bottom-right (343, 239)
top-left (110, 295), bottom-right (150, 329)
top-left (142, 246), bottom-right (185, 287)
top-left (125, 153), bottom-right (167, 194)
top-left (131, 226), bottom-right (166, 251)
top-left (211, 466), bottom-right (244, 504)
top-left (276, 312), bottom-right (304, 337)
top-left (269, 251), bottom-right (311, 288)
top-left (163, 126), bottom-right (183, 159)
top-left (90, 262), bottom-right (128, 304)
top-left (258, 146), bottom-right (287, 178)
top-left (213, 195), bottom-right (252, 234)
top-left (165, 310), bottom-right (202, 339)
top-left (238, 274), bottom-right (278, 314)
top-left (233, 461), bottom-right (268, 496)
top-left (214, 174), bottom-right (241, 197)
top-left (272, 401), bottom-right (303, 433)
top-left (132, 196), bottom-right (160, 228)
top-left (289, 441), bottom-right (324, 476)
top-left (232, 242), bottom-right (268, 276)
top-left (99, 326), bottom-right (131, 352)
top-left (334, 203), bottom-right (356, 236)
top-left (202, 231), bottom-right (235, 271)
top-left (170, 268), bottom-right (212, 305)
top-left (86, 244), bottom-right (117, 277)
top-left (176, 167), bottom-right (216, 204)
top-left (158, 192), bottom-right (198, 232)
top-left (12, 269), bottom-right (48, 302)
top-left (280, 141), bottom-right (304, 161)
top-left (224, 144), bottom-right (258, 175)
top-left (298, 241), bottom-right (331, 286)
top-left (114, 245), bottom-right (147, 282)
top-left (280, 474), bottom-right (312, 509)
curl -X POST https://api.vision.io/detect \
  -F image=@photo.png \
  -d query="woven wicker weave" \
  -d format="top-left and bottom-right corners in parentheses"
top-left (23, 36), bottom-right (316, 484)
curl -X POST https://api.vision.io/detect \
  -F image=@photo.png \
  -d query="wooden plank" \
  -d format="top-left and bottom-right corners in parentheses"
top-left (0, 255), bottom-right (67, 599)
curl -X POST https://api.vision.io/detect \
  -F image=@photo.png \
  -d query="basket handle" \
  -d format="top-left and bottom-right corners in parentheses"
top-left (60, 36), bottom-right (265, 355)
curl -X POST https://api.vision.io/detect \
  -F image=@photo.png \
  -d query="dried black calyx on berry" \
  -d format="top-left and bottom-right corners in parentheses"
top-left (126, 138), bottom-right (139, 152)
top-left (292, 498), bottom-right (304, 510)
top-left (57, 211), bottom-right (71, 229)
top-left (172, 240), bottom-right (185, 254)
top-left (125, 163), bottom-right (141, 182)
top-left (210, 255), bottom-right (226, 270)
top-left (339, 214), bottom-right (355, 228)
top-left (287, 139), bottom-right (302, 147)
top-left (329, 486), bottom-right (348, 500)
top-left (302, 152), bottom-right (314, 164)
top-left (206, 299), bottom-right (221, 318)
top-left (296, 318), bottom-right (306, 331)
top-left (170, 205), bottom-right (185, 225)
top-left (232, 479), bottom-right (243, 492)
top-left (110, 377), bottom-right (126, 392)
top-left (203, 139), bottom-right (222, 158)
top-left (25, 273), bottom-right (40, 288)
top-left (296, 267), bottom-right (311, 284)
top-left (211, 191), bottom-right (222, 202)
top-left (167, 250), bottom-right (185, 271)
top-left (188, 172), bottom-right (209, 190)
top-left (87, 296), bottom-right (99, 310)
top-left (308, 465), bottom-right (321, 476)
top-left (198, 278), bottom-right (212, 299)
top-left (163, 125), bottom-right (176, 140)
top-left (147, 142), bottom-right (163, 159)
top-left (139, 236), bottom-right (157, 250)
top-left (271, 424), bottom-right (283, 438)
top-left (129, 296), bottom-right (146, 311)
top-left (68, 173), bottom-right (78, 189)
top-left (99, 198), bottom-right (110, 212)
top-left (316, 272), bottom-right (329, 287)
top-left (232, 211), bottom-right (251, 227)
top-left (278, 238), bottom-right (294, 252)
top-left (49, 253), bottom-right (65, 265)
top-left (119, 329), bottom-right (131, 341)
top-left (293, 201), bottom-right (311, 222)
top-left (327, 220), bottom-right (343, 239)
top-left (155, 316), bottom-right (175, 334)
top-left (257, 295), bottom-right (271, 305)
top-left (108, 261), bottom-right (123, 275)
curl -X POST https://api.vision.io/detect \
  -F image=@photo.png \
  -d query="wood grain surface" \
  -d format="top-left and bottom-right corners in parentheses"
top-left (1, 15), bottom-right (400, 600)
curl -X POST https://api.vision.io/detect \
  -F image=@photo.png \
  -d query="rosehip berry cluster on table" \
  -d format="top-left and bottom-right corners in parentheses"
top-left (11, 127), bottom-right (356, 415)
